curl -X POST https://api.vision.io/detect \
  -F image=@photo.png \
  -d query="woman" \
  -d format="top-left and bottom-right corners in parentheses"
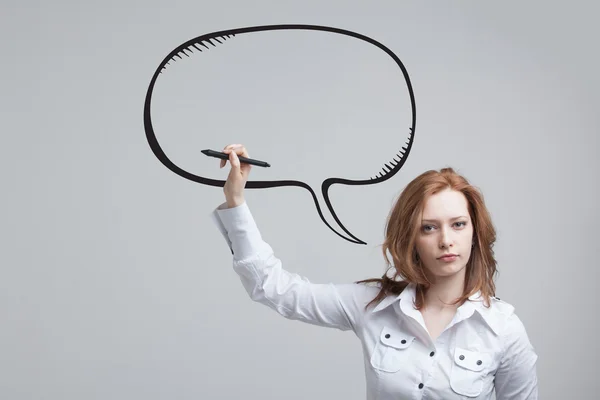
top-left (210, 144), bottom-right (539, 399)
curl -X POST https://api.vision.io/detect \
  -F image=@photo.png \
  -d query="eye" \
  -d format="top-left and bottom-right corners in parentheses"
top-left (422, 224), bottom-right (435, 232)
top-left (422, 222), bottom-right (467, 232)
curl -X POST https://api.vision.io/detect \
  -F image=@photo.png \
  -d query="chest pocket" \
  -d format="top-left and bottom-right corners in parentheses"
top-left (450, 347), bottom-right (492, 397)
top-left (370, 326), bottom-right (416, 373)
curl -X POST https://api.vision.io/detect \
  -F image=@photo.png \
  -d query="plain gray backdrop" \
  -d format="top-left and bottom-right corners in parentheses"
top-left (2, 1), bottom-right (598, 399)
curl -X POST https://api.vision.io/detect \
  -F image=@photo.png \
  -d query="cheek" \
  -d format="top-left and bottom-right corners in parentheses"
top-left (415, 238), bottom-right (433, 257)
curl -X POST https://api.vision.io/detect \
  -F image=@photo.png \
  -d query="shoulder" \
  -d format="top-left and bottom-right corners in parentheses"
top-left (489, 299), bottom-right (537, 364)
top-left (488, 296), bottom-right (516, 318)
top-left (484, 297), bottom-right (532, 344)
top-left (338, 281), bottom-right (383, 303)
top-left (473, 296), bottom-right (520, 336)
top-left (331, 281), bottom-right (391, 317)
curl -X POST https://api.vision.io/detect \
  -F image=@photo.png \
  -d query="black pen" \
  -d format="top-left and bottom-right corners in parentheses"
top-left (201, 149), bottom-right (271, 168)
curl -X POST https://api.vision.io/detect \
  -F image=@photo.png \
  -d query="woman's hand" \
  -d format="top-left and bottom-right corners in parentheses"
top-left (220, 144), bottom-right (252, 208)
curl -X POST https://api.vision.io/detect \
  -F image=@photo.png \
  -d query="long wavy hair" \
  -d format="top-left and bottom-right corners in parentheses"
top-left (356, 167), bottom-right (498, 311)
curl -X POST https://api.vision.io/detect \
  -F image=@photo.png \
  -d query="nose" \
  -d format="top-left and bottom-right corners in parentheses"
top-left (439, 226), bottom-right (453, 249)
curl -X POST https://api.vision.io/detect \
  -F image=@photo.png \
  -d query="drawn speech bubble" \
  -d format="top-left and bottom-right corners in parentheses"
top-left (144, 25), bottom-right (416, 245)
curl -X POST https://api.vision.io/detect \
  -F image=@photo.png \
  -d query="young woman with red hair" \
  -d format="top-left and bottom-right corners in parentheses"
top-left (210, 144), bottom-right (538, 399)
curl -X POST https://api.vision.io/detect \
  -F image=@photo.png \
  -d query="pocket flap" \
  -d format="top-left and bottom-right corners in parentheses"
top-left (379, 326), bottom-right (415, 349)
top-left (453, 347), bottom-right (489, 372)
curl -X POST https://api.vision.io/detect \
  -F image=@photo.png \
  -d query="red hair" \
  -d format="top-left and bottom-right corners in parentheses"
top-left (356, 167), bottom-right (498, 310)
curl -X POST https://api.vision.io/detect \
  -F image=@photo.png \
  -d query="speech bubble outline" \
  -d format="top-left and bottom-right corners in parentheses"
top-left (143, 24), bottom-right (416, 245)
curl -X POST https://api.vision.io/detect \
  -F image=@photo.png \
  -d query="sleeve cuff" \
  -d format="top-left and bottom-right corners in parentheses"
top-left (209, 201), bottom-right (268, 260)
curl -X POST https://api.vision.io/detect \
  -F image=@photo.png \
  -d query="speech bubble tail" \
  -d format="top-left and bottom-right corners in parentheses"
top-left (244, 179), bottom-right (367, 244)
top-left (318, 186), bottom-right (367, 245)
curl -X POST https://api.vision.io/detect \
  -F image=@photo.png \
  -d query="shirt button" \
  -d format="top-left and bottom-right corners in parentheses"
top-left (385, 334), bottom-right (390, 338)
top-left (401, 339), bottom-right (407, 344)
top-left (418, 383), bottom-right (424, 389)
top-left (477, 360), bottom-right (482, 365)
top-left (459, 355), bottom-right (465, 360)
top-left (430, 351), bottom-right (435, 357)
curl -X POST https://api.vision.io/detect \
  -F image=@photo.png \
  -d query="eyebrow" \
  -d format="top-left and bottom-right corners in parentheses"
top-left (421, 216), bottom-right (468, 223)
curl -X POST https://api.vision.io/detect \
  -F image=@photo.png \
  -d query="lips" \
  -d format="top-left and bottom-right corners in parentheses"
top-left (438, 254), bottom-right (457, 259)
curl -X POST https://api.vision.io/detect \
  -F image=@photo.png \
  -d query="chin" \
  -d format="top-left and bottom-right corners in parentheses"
top-left (430, 263), bottom-right (467, 279)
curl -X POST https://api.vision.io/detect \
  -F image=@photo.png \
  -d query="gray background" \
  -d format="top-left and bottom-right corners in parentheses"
top-left (2, 1), bottom-right (598, 399)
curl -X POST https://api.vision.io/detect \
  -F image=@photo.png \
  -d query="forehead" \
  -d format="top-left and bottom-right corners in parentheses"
top-left (421, 189), bottom-right (469, 219)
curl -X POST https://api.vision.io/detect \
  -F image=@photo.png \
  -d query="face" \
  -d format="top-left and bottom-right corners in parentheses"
top-left (415, 188), bottom-right (474, 281)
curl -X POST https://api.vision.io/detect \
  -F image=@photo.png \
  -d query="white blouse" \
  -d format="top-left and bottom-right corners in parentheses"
top-left (210, 201), bottom-right (539, 399)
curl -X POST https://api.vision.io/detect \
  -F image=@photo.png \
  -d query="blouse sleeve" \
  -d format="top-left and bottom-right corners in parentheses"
top-left (494, 312), bottom-right (539, 399)
top-left (209, 201), bottom-right (373, 333)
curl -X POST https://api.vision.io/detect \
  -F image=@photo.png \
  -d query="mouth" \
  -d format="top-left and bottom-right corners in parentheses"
top-left (438, 254), bottom-right (458, 262)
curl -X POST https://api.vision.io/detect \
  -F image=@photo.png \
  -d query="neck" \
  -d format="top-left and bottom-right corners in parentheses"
top-left (423, 271), bottom-right (465, 312)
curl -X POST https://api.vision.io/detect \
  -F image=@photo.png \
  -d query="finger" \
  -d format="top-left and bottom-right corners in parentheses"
top-left (224, 145), bottom-right (249, 162)
top-left (230, 150), bottom-right (241, 169)
top-left (233, 145), bottom-right (249, 158)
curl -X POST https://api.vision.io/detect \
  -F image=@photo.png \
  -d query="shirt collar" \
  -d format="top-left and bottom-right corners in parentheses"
top-left (371, 283), bottom-right (503, 335)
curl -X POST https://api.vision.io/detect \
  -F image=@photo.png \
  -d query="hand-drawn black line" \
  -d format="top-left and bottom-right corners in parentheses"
top-left (144, 24), bottom-right (416, 245)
